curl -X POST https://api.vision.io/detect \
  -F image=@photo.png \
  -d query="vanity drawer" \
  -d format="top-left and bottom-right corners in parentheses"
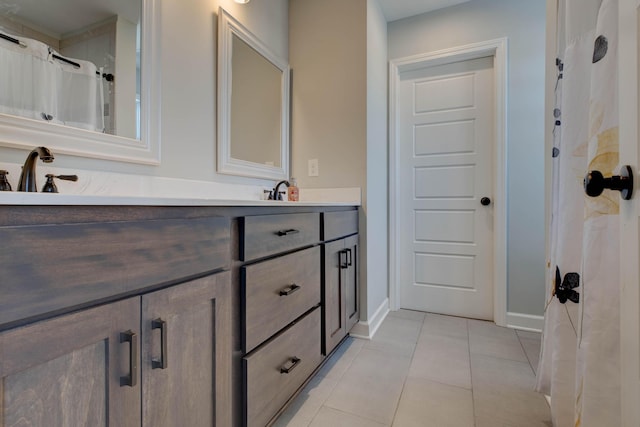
top-left (240, 212), bottom-right (320, 261)
top-left (0, 216), bottom-right (230, 328)
top-left (322, 209), bottom-right (358, 241)
top-left (243, 307), bottom-right (322, 427)
top-left (242, 246), bottom-right (321, 353)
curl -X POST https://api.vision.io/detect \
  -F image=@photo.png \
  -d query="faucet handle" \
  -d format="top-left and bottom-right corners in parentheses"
top-left (42, 174), bottom-right (57, 193)
top-left (56, 174), bottom-right (78, 182)
top-left (0, 170), bottom-right (11, 191)
top-left (42, 174), bottom-right (79, 193)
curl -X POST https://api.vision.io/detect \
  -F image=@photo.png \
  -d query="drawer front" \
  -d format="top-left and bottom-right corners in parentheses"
top-left (0, 217), bottom-right (230, 328)
top-left (322, 210), bottom-right (358, 241)
top-left (242, 246), bottom-right (321, 353)
top-left (243, 307), bottom-right (322, 427)
top-left (240, 213), bottom-right (320, 261)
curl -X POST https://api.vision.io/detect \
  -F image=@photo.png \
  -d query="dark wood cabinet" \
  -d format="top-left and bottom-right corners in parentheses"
top-left (344, 234), bottom-right (360, 334)
top-left (0, 272), bottom-right (231, 427)
top-left (0, 204), bottom-right (358, 427)
top-left (0, 297), bottom-right (141, 427)
top-left (142, 272), bottom-right (231, 427)
top-left (323, 234), bottom-right (360, 355)
top-left (322, 210), bottom-right (359, 356)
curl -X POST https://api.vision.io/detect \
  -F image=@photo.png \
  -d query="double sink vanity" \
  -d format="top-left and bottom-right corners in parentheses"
top-left (0, 197), bottom-right (360, 427)
top-left (0, 1), bottom-right (351, 425)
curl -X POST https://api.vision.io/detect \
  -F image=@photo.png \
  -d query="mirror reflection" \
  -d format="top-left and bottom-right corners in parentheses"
top-left (218, 8), bottom-right (290, 180)
top-left (0, 0), bottom-right (141, 139)
top-left (230, 34), bottom-right (282, 168)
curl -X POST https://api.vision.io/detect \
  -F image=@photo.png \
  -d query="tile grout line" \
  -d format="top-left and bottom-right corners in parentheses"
top-left (307, 339), bottom-right (366, 427)
top-left (467, 319), bottom-right (478, 427)
top-left (515, 332), bottom-right (537, 376)
top-left (389, 313), bottom-right (426, 426)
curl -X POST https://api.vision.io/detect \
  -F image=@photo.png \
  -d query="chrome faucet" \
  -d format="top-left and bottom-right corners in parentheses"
top-left (17, 146), bottom-right (54, 192)
top-left (273, 180), bottom-right (290, 201)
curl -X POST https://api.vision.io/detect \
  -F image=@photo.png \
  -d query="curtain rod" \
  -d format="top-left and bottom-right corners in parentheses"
top-left (0, 32), bottom-right (26, 48)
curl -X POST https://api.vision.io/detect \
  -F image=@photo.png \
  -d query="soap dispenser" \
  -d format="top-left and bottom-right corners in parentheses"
top-left (0, 170), bottom-right (11, 191)
top-left (287, 177), bottom-right (299, 202)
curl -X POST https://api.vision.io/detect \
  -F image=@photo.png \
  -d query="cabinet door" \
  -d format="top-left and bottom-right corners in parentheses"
top-left (0, 298), bottom-right (141, 427)
top-left (345, 234), bottom-right (360, 333)
top-left (323, 239), bottom-right (347, 355)
top-left (141, 272), bottom-right (231, 427)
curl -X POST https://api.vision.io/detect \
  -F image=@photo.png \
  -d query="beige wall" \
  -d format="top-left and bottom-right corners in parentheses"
top-left (289, 0), bottom-right (367, 190)
top-left (290, 0), bottom-right (389, 325)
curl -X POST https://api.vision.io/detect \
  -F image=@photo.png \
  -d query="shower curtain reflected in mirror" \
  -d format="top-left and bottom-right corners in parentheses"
top-left (0, 31), bottom-right (104, 132)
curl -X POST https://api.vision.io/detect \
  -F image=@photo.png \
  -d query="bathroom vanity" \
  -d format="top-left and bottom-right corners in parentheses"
top-left (0, 200), bottom-right (359, 427)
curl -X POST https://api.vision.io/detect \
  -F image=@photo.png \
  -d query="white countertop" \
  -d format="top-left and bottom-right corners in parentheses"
top-left (0, 163), bottom-right (361, 206)
top-left (0, 192), bottom-right (358, 206)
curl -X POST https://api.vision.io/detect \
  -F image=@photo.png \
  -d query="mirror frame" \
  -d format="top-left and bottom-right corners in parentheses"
top-left (0, 0), bottom-right (161, 165)
top-left (217, 7), bottom-right (290, 180)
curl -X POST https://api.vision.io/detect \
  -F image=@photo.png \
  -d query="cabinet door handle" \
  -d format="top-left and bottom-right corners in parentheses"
top-left (151, 318), bottom-right (168, 370)
top-left (346, 248), bottom-right (352, 266)
top-left (279, 284), bottom-right (301, 296)
top-left (276, 229), bottom-right (300, 236)
top-left (339, 249), bottom-right (348, 269)
top-left (280, 357), bottom-right (301, 374)
top-left (120, 330), bottom-right (138, 387)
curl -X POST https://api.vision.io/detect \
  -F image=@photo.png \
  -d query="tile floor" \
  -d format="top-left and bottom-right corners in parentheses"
top-left (273, 310), bottom-right (551, 427)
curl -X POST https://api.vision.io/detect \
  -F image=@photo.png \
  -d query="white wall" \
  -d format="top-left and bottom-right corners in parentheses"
top-left (0, 0), bottom-right (289, 188)
top-left (388, 0), bottom-right (547, 316)
top-left (366, 0), bottom-right (389, 323)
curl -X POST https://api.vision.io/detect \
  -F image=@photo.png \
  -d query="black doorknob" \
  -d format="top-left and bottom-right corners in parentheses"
top-left (481, 197), bottom-right (491, 206)
top-left (583, 165), bottom-right (634, 200)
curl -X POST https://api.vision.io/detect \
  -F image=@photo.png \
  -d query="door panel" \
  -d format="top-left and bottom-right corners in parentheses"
top-left (142, 272), bottom-right (231, 427)
top-left (345, 235), bottom-right (359, 332)
top-left (399, 56), bottom-right (495, 320)
top-left (0, 297), bottom-right (140, 427)
top-left (414, 74), bottom-right (475, 112)
top-left (415, 120), bottom-right (475, 155)
top-left (323, 239), bottom-right (346, 355)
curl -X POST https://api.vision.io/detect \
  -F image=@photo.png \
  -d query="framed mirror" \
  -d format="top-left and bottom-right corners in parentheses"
top-left (217, 8), bottom-right (290, 180)
top-left (0, 0), bottom-right (160, 164)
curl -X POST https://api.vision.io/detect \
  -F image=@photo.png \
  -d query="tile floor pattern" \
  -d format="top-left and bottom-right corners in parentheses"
top-left (273, 310), bottom-right (551, 427)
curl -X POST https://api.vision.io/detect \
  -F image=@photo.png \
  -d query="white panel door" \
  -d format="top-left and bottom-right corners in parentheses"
top-left (618, 0), bottom-right (640, 423)
top-left (398, 56), bottom-right (495, 320)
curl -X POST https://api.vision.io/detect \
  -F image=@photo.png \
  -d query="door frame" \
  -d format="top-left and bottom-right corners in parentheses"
top-left (388, 38), bottom-right (508, 327)
top-left (618, 0), bottom-right (640, 423)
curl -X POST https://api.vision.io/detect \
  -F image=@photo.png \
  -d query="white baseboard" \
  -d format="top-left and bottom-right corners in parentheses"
top-left (506, 312), bottom-right (544, 332)
top-left (349, 298), bottom-right (390, 340)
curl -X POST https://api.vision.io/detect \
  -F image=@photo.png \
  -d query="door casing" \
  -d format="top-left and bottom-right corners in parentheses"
top-left (388, 38), bottom-right (508, 327)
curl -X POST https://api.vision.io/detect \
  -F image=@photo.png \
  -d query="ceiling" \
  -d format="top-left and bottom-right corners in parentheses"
top-left (377, 0), bottom-right (472, 22)
top-left (0, 0), bottom-right (140, 37)
top-left (0, 0), bottom-right (472, 41)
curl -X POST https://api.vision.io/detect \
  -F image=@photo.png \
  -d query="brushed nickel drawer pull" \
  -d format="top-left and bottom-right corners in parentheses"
top-left (280, 357), bottom-right (301, 374)
top-left (276, 229), bottom-right (300, 236)
top-left (279, 284), bottom-right (301, 296)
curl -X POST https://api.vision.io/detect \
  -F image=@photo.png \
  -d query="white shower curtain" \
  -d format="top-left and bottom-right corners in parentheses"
top-left (537, 0), bottom-right (621, 425)
top-left (0, 31), bottom-right (104, 132)
top-left (0, 34), bottom-right (55, 121)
